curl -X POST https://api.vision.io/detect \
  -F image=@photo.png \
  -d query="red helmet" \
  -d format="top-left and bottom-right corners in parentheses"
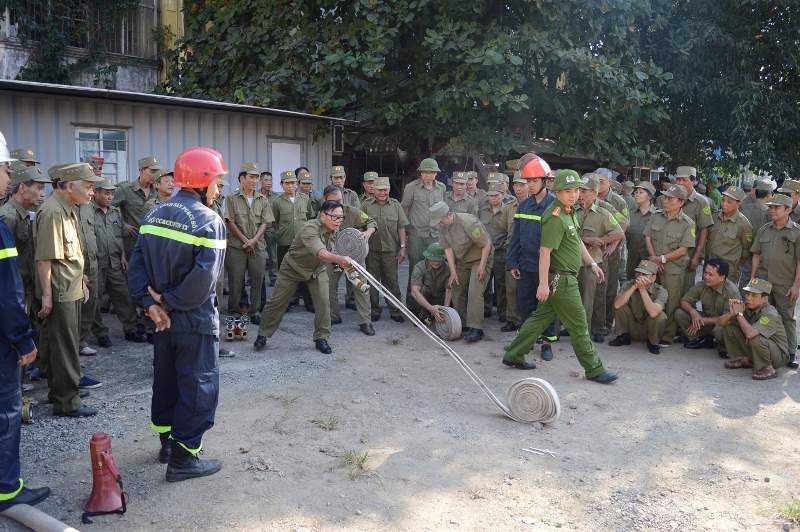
top-left (173, 147), bottom-right (228, 188)
top-left (519, 154), bottom-right (553, 179)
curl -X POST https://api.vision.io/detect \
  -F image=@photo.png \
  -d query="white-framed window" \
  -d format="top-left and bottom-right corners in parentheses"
top-left (75, 127), bottom-right (129, 183)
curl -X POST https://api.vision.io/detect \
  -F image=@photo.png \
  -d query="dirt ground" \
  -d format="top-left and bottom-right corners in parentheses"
top-left (5, 270), bottom-right (800, 532)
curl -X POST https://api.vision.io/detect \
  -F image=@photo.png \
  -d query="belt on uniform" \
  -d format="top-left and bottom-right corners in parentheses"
top-left (549, 269), bottom-right (576, 276)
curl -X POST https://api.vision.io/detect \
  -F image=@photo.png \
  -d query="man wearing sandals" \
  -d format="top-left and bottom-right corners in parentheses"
top-left (720, 279), bottom-right (787, 380)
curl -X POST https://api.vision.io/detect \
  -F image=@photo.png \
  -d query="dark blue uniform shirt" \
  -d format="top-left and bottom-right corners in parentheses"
top-left (0, 220), bottom-right (35, 359)
top-left (506, 191), bottom-right (555, 273)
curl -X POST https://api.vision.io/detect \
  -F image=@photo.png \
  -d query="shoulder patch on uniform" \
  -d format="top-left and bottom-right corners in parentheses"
top-left (610, 216), bottom-right (618, 226)
top-left (691, 228), bottom-right (697, 238)
top-left (759, 316), bottom-right (769, 325)
top-left (360, 212), bottom-right (368, 219)
top-left (552, 207), bottom-right (561, 217)
top-left (615, 211), bottom-right (623, 220)
top-left (472, 227), bottom-right (481, 238)
top-left (622, 208), bottom-right (628, 216)
top-left (746, 232), bottom-right (753, 242)
top-left (703, 206), bottom-right (711, 215)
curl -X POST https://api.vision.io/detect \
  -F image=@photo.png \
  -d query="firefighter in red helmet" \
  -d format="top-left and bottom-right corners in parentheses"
top-left (128, 147), bottom-right (228, 482)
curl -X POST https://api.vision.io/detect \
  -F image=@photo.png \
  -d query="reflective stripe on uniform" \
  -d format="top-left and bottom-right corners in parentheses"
top-left (0, 479), bottom-right (23, 501)
top-left (139, 225), bottom-right (226, 250)
top-left (514, 213), bottom-right (541, 220)
top-left (150, 422), bottom-right (172, 434)
top-left (178, 441), bottom-right (202, 455)
top-left (0, 246), bottom-right (19, 259)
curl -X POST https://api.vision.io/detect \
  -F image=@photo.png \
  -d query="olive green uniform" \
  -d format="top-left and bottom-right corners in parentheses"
top-left (750, 220), bottom-right (800, 356)
top-left (224, 189), bottom-right (274, 318)
top-left (401, 179), bottom-right (446, 301)
top-left (76, 203), bottom-right (98, 349)
top-left (723, 302), bottom-right (788, 369)
top-left (445, 192), bottom-right (478, 216)
top-left (478, 202), bottom-right (508, 317)
top-left (362, 196), bottom-right (408, 318)
top-left (143, 195), bottom-right (168, 212)
top-left (679, 190), bottom-right (715, 294)
top-left (91, 201), bottom-right (140, 337)
top-left (112, 178), bottom-right (153, 260)
top-left (304, 192), bottom-right (322, 217)
top-left (500, 198), bottom-right (521, 327)
top-left (341, 187), bottom-right (361, 210)
top-left (263, 189), bottom-right (281, 281)
top-left (705, 209), bottom-right (752, 284)
top-left (257, 218), bottom-right (336, 341)
top-left (468, 189), bottom-right (488, 209)
top-left (272, 193), bottom-right (314, 263)
top-left (503, 199), bottom-right (607, 378)
top-left (410, 259), bottom-right (449, 317)
top-left (674, 279), bottom-right (740, 354)
top-left (614, 280), bottom-right (668, 344)
top-left (327, 206), bottom-right (377, 325)
top-left (34, 192), bottom-right (85, 414)
top-left (577, 202), bottom-right (623, 334)
top-left (791, 202), bottom-right (800, 224)
top-left (644, 209), bottom-right (696, 341)
top-left (738, 200), bottom-right (770, 289)
top-left (627, 204), bottom-right (655, 280)
top-left (211, 197), bottom-right (227, 318)
top-left (439, 213), bottom-right (493, 329)
top-left (593, 197), bottom-right (628, 335)
top-left (0, 198), bottom-right (35, 311)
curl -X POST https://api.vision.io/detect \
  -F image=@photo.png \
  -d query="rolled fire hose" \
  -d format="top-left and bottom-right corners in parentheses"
top-left (348, 260), bottom-right (560, 424)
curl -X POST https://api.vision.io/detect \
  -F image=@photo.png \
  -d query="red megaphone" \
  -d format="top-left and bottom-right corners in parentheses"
top-left (82, 432), bottom-right (129, 517)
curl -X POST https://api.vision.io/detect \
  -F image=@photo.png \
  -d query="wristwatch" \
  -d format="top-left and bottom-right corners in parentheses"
top-left (590, 262), bottom-right (597, 268)
top-left (737, 312), bottom-right (744, 317)
top-left (400, 244), bottom-right (406, 248)
top-left (661, 255), bottom-right (666, 264)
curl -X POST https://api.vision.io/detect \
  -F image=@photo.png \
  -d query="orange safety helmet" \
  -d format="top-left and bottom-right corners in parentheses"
top-left (519, 153), bottom-right (554, 179)
top-left (173, 147), bottom-right (228, 189)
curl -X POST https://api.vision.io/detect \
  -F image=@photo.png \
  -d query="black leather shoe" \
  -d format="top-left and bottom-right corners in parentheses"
top-left (253, 335), bottom-right (267, 349)
top-left (55, 405), bottom-right (98, 417)
top-left (788, 354), bottom-right (799, 368)
top-left (371, 313), bottom-right (381, 322)
top-left (560, 328), bottom-right (570, 337)
top-left (464, 328), bottom-right (484, 342)
top-left (647, 341), bottom-right (661, 355)
top-left (360, 323), bottom-right (375, 336)
top-left (684, 335), bottom-right (713, 349)
top-left (287, 296), bottom-right (300, 308)
top-left (0, 486), bottom-right (51, 512)
top-left (674, 334), bottom-right (690, 344)
top-left (592, 333), bottom-right (605, 343)
top-left (97, 335), bottom-right (112, 347)
top-left (345, 302), bottom-right (357, 311)
top-left (147, 333), bottom-right (154, 344)
top-left (484, 310), bottom-right (492, 318)
top-left (166, 442), bottom-right (222, 482)
top-left (315, 339), bottom-right (332, 354)
top-left (589, 371), bottom-right (618, 384)
top-left (608, 334), bottom-right (631, 347)
top-left (499, 315), bottom-right (506, 323)
top-left (331, 318), bottom-right (342, 325)
top-left (305, 304), bottom-right (315, 313)
top-left (502, 359), bottom-right (536, 370)
top-left (249, 314), bottom-right (261, 325)
top-left (540, 344), bottom-right (553, 361)
top-left (718, 351), bottom-right (730, 359)
top-left (500, 322), bottom-right (518, 332)
top-left (159, 433), bottom-right (172, 464)
top-left (125, 331), bottom-right (147, 343)
top-left (391, 315), bottom-right (405, 323)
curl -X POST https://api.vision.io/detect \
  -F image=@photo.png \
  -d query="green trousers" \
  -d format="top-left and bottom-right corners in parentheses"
top-left (673, 309), bottom-right (726, 353)
top-left (597, 251), bottom-right (620, 332)
top-left (257, 263), bottom-right (330, 341)
top-left (579, 265), bottom-right (599, 334)
top-left (265, 227), bottom-right (278, 280)
top-left (723, 324), bottom-right (788, 369)
top-left (406, 228), bottom-right (436, 310)
top-left (367, 250), bottom-right (402, 317)
top-left (226, 246), bottom-right (266, 317)
top-left (92, 259), bottom-right (140, 337)
top-left (504, 274), bottom-right (607, 379)
top-left (79, 260), bottom-right (98, 348)
top-left (769, 284), bottom-right (797, 356)
top-left (657, 271), bottom-right (685, 341)
top-left (738, 259), bottom-right (752, 292)
top-left (483, 249), bottom-right (507, 316)
top-left (452, 259), bottom-right (492, 330)
top-left (40, 300), bottom-right (83, 414)
top-left (505, 271), bottom-right (520, 327)
top-left (614, 304), bottom-right (666, 345)
top-left (327, 261), bottom-right (370, 325)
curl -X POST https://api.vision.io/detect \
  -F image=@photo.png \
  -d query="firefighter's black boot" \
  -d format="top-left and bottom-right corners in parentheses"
top-left (165, 441), bottom-right (222, 482)
top-left (158, 433), bottom-right (172, 464)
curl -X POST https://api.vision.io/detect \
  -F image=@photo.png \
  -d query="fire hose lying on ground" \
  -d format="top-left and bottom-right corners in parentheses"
top-left (334, 228), bottom-right (560, 425)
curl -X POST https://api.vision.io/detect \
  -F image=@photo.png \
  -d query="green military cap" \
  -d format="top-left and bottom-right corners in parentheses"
top-left (777, 180), bottom-right (800, 193)
top-left (580, 173), bottom-right (599, 191)
top-left (610, 180), bottom-right (623, 193)
top-left (486, 182), bottom-right (505, 196)
top-left (60, 163), bottom-right (104, 183)
top-left (634, 260), bottom-right (659, 275)
top-left (623, 180), bottom-right (635, 192)
top-left (512, 170), bottom-right (526, 184)
top-left (9, 160), bottom-right (27, 172)
top-left (363, 171), bottom-right (378, 181)
top-left (551, 169), bottom-right (581, 191)
top-left (240, 162), bottom-right (260, 175)
top-left (373, 176), bottom-right (390, 189)
top-left (742, 179), bottom-right (753, 191)
top-left (766, 193), bottom-right (792, 208)
top-left (138, 155), bottom-right (162, 170)
top-left (675, 166), bottom-right (697, 179)
top-left (668, 174), bottom-right (677, 183)
top-left (94, 177), bottom-right (116, 190)
top-left (465, 171), bottom-right (478, 180)
top-left (417, 158), bottom-right (440, 173)
top-left (633, 181), bottom-right (656, 195)
top-left (706, 176), bottom-right (719, 187)
top-left (696, 184), bottom-right (707, 194)
top-left (754, 180), bottom-right (776, 191)
top-left (154, 168), bottom-right (174, 183)
top-left (280, 170), bottom-right (297, 182)
top-left (742, 278), bottom-right (772, 295)
top-left (486, 172), bottom-right (507, 182)
top-left (452, 171), bottom-right (468, 184)
top-left (428, 200), bottom-right (450, 226)
top-left (10, 166), bottom-right (50, 185)
top-left (662, 184), bottom-right (688, 200)
top-left (329, 165), bottom-right (346, 177)
top-left (298, 172), bottom-right (313, 184)
top-left (423, 243), bottom-right (447, 262)
top-left (722, 186), bottom-right (746, 202)
top-left (10, 148), bottom-right (38, 164)
top-left (48, 163), bottom-right (72, 182)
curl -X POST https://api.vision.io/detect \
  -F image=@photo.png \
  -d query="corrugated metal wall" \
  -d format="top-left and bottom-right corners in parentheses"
top-left (0, 90), bottom-right (333, 195)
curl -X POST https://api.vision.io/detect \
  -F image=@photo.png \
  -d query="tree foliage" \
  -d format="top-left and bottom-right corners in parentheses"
top-left (159, 0), bottom-right (673, 165)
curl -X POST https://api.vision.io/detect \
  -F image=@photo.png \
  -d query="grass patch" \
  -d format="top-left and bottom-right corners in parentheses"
top-left (339, 449), bottom-right (382, 485)
top-left (310, 415), bottom-right (340, 430)
top-left (774, 499), bottom-right (800, 523)
top-left (386, 334), bottom-right (403, 345)
top-left (267, 394), bottom-right (298, 407)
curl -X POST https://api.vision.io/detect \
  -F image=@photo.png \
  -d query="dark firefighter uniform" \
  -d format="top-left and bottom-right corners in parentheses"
top-left (128, 190), bottom-right (226, 455)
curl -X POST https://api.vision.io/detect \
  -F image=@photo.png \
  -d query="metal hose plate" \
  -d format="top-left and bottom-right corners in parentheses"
top-left (334, 227), bottom-right (369, 262)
